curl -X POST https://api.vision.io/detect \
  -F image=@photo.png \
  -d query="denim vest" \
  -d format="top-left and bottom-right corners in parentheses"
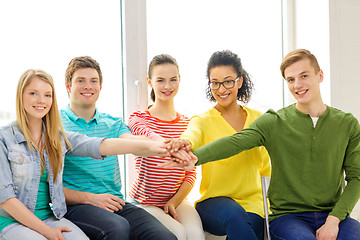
top-left (0, 122), bottom-right (104, 220)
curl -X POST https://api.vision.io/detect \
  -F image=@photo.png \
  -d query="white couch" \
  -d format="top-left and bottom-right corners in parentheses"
top-left (350, 199), bottom-right (360, 221)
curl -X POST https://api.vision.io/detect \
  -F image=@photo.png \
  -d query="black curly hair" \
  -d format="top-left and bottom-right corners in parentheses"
top-left (206, 50), bottom-right (253, 103)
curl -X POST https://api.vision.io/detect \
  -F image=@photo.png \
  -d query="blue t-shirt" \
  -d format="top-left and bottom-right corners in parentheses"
top-left (60, 105), bottom-right (131, 199)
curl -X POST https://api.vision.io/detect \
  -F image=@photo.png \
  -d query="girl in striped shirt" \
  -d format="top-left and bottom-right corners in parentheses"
top-left (128, 54), bottom-right (205, 240)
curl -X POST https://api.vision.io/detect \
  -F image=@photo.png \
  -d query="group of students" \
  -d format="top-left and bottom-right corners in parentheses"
top-left (0, 48), bottom-right (359, 240)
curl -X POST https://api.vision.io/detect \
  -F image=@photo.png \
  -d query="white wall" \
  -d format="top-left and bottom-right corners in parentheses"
top-left (123, 0), bottom-right (148, 195)
top-left (282, 0), bottom-right (331, 107)
top-left (123, 0), bottom-right (148, 116)
top-left (329, 0), bottom-right (360, 121)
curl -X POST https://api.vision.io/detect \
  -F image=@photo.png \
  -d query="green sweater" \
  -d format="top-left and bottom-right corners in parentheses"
top-left (194, 104), bottom-right (360, 221)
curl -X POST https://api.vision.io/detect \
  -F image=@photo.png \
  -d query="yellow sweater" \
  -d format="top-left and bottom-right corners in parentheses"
top-left (181, 106), bottom-right (271, 217)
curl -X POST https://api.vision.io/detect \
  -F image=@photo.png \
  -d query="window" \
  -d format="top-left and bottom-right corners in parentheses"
top-left (147, 0), bottom-right (284, 117)
top-left (0, 0), bottom-right (124, 123)
top-left (0, 0), bottom-right (126, 195)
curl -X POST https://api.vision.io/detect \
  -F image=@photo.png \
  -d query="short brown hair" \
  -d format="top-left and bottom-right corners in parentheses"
top-left (65, 56), bottom-right (103, 86)
top-left (280, 49), bottom-right (320, 79)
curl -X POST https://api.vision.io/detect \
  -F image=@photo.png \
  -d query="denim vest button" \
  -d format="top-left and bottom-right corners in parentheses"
top-left (57, 212), bottom-right (60, 217)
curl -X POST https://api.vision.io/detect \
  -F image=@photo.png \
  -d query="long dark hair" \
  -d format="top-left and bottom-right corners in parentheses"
top-left (148, 54), bottom-right (179, 102)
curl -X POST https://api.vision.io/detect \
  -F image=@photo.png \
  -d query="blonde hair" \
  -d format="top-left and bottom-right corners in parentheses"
top-left (16, 69), bottom-right (71, 182)
top-left (280, 49), bottom-right (320, 79)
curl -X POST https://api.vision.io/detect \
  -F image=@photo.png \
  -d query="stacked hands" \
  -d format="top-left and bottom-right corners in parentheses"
top-left (152, 138), bottom-right (198, 171)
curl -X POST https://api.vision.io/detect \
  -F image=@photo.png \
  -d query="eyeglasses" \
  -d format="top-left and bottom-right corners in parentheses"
top-left (209, 78), bottom-right (239, 90)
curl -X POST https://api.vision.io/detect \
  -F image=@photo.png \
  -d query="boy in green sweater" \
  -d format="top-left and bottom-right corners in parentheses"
top-left (164, 49), bottom-right (360, 239)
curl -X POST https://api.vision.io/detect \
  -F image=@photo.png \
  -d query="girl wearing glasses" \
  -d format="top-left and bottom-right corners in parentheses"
top-left (0, 69), bottom-right (169, 240)
top-left (128, 54), bottom-right (205, 240)
top-left (170, 50), bottom-right (271, 239)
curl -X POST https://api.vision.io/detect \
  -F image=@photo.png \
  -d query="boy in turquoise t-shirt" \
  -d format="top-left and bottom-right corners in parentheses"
top-left (61, 56), bottom-right (176, 240)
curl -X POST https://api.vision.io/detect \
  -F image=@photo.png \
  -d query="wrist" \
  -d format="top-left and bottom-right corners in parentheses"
top-left (167, 198), bottom-right (180, 208)
top-left (194, 156), bottom-right (199, 165)
top-left (326, 215), bottom-right (340, 225)
top-left (155, 136), bottom-right (164, 141)
top-left (40, 225), bottom-right (53, 238)
top-left (84, 192), bottom-right (95, 205)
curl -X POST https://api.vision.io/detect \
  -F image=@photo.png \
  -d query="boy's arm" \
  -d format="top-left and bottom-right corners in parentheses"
top-left (317, 117), bottom-right (360, 239)
top-left (166, 129), bottom-right (267, 170)
top-left (63, 187), bottom-right (125, 212)
top-left (194, 127), bottom-right (266, 165)
top-left (165, 112), bottom-right (273, 169)
top-left (99, 138), bottom-right (168, 157)
top-left (118, 132), bottom-right (151, 140)
top-left (329, 118), bottom-right (360, 221)
top-left (65, 131), bottom-right (168, 158)
top-left (315, 215), bottom-right (340, 240)
top-left (193, 112), bottom-right (272, 165)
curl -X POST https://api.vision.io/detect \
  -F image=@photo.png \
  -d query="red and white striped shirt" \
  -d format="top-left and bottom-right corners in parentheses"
top-left (128, 110), bottom-right (196, 207)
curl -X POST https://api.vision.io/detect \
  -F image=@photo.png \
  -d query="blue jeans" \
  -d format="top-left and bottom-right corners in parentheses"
top-left (195, 197), bottom-right (264, 240)
top-left (270, 211), bottom-right (360, 240)
top-left (64, 203), bottom-right (176, 240)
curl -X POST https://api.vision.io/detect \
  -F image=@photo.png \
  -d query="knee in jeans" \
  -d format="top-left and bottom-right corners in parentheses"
top-left (143, 223), bottom-right (179, 240)
top-left (226, 210), bottom-right (248, 225)
top-left (101, 215), bottom-right (130, 239)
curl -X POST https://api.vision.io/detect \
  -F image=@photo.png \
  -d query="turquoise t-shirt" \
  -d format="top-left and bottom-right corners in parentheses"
top-left (0, 168), bottom-right (52, 231)
top-left (34, 168), bottom-right (53, 220)
top-left (60, 105), bottom-right (131, 199)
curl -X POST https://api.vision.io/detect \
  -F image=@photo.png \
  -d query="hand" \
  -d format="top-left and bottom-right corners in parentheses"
top-left (167, 138), bottom-right (191, 153)
top-left (316, 215), bottom-right (340, 240)
top-left (172, 150), bottom-right (198, 164)
top-left (44, 226), bottom-right (71, 240)
top-left (164, 201), bottom-right (180, 222)
top-left (88, 193), bottom-right (125, 212)
top-left (158, 152), bottom-right (198, 171)
top-left (171, 149), bottom-right (192, 162)
top-left (136, 140), bottom-right (169, 157)
top-left (150, 140), bottom-right (170, 157)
